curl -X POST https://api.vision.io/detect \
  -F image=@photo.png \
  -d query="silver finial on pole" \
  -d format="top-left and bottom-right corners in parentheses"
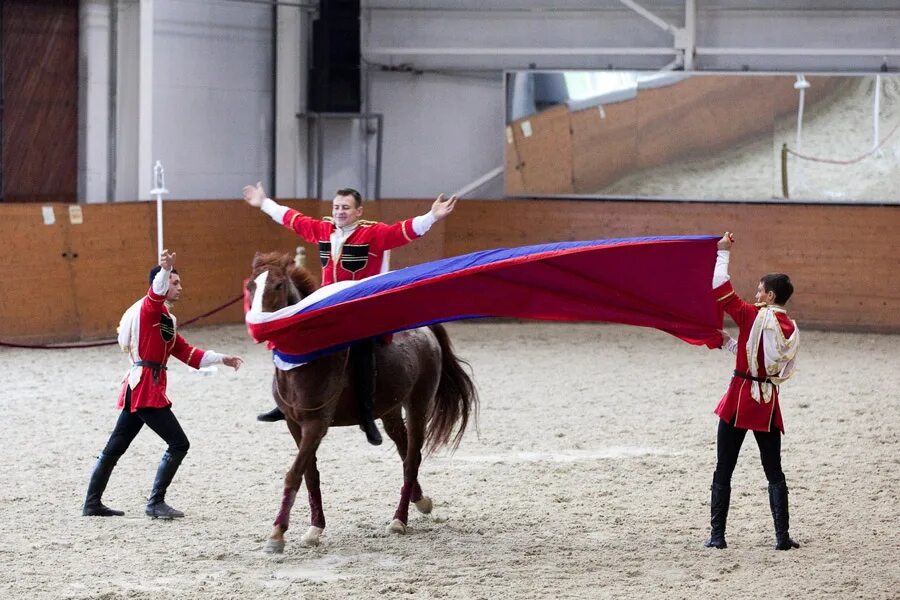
top-left (149, 160), bottom-right (170, 258)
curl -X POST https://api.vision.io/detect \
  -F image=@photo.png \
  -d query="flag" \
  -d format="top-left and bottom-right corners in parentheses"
top-left (246, 236), bottom-right (723, 369)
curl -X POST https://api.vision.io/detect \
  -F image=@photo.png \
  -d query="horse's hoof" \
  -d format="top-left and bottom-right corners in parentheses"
top-left (386, 519), bottom-right (407, 535)
top-left (414, 496), bottom-right (433, 514)
top-left (300, 526), bottom-right (324, 547)
top-left (264, 538), bottom-right (285, 554)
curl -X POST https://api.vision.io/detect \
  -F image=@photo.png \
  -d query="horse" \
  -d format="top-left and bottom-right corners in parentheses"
top-left (247, 252), bottom-right (479, 553)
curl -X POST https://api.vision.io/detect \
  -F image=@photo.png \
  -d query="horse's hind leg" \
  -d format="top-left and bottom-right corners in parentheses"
top-left (385, 402), bottom-right (428, 534)
top-left (382, 411), bottom-right (432, 516)
top-left (299, 456), bottom-right (325, 547)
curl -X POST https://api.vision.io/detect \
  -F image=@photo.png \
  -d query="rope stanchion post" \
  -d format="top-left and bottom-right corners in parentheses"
top-left (781, 143), bottom-right (789, 199)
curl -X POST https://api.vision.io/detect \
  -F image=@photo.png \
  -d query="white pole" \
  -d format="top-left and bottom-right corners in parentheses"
top-left (873, 74), bottom-right (882, 152)
top-left (792, 75), bottom-right (811, 196)
top-left (149, 160), bottom-right (169, 257)
top-left (794, 75), bottom-right (810, 150)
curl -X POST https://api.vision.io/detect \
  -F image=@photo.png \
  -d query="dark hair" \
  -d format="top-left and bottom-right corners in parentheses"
top-left (149, 265), bottom-right (179, 285)
top-left (335, 187), bottom-right (363, 207)
top-left (760, 273), bottom-right (793, 305)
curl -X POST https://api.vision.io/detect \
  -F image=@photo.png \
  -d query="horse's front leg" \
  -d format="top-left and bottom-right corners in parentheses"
top-left (299, 456), bottom-right (325, 547)
top-left (265, 419), bottom-right (326, 554)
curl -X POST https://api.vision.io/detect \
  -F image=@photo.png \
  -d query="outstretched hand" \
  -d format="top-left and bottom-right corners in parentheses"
top-left (223, 355), bottom-right (243, 371)
top-left (242, 181), bottom-right (266, 208)
top-left (717, 231), bottom-right (734, 251)
top-left (159, 249), bottom-right (176, 270)
top-left (719, 329), bottom-right (734, 347)
top-left (430, 193), bottom-right (459, 222)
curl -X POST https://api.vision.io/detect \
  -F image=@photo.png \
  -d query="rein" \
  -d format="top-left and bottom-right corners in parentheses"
top-left (273, 350), bottom-right (351, 413)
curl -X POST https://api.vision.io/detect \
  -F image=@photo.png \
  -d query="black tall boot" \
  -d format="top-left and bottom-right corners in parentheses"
top-left (704, 482), bottom-right (730, 549)
top-left (769, 480), bottom-right (800, 550)
top-left (257, 406), bottom-right (285, 422)
top-left (145, 450), bottom-right (187, 519)
top-left (352, 340), bottom-right (382, 446)
top-left (82, 453), bottom-right (125, 517)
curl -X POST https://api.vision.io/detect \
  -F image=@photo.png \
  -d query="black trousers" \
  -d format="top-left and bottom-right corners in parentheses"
top-left (101, 389), bottom-right (190, 458)
top-left (712, 418), bottom-right (785, 486)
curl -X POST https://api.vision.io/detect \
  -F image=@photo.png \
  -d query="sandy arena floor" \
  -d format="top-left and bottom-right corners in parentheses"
top-left (0, 321), bottom-right (897, 599)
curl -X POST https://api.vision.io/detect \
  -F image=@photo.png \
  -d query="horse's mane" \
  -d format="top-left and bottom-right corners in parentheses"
top-left (252, 251), bottom-right (319, 298)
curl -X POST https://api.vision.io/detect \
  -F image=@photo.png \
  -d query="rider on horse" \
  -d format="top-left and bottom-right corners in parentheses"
top-left (242, 182), bottom-right (458, 445)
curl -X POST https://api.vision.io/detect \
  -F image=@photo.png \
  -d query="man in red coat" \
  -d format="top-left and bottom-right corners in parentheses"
top-left (82, 250), bottom-right (243, 519)
top-left (243, 182), bottom-right (458, 444)
top-left (705, 232), bottom-right (800, 551)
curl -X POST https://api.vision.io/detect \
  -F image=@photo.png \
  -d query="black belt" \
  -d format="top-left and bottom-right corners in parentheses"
top-left (733, 369), bottom-right (771, 384)
top-left (135, 360), bottom-right (167, 384)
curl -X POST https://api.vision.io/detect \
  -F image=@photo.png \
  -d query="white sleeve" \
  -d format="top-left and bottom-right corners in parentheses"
top-left (199, 350), bottom-right (225, 368)
top-left (712, 250), bottom-right (731, 288)
top-left (721, 336), bottom-right (738, 355)
top-left (261, 198), bottom-right (289, 224)
top-left (152, 267), bottom-right (171, 296)
top-left (411, 211), bottom-right (437, 236)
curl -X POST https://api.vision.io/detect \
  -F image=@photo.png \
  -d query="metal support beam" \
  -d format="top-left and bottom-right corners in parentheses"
top-left (682, 0), bottom-right (696, 70)
top-left (619, 0), bottom-right (692, 70)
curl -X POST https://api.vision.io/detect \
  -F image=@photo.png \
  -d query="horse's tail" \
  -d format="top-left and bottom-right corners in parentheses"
top-left (424, 323), bottom-right (479, 456)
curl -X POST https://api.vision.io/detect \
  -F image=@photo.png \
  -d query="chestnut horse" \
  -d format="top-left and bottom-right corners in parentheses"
top-left (247, 252), bottom-right (478, 553)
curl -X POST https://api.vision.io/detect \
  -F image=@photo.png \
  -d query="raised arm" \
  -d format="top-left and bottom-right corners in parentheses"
top-left (243, 181), bottom-right (289, 223)
top-left (411, 193), bottom-right (459, 236)
top-left (712, 231), bottom-right (734, 289)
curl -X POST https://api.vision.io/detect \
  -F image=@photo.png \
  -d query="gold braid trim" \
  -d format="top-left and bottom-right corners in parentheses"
top-left (288, 213), bottom-right (301, 229)
top-left (401, 219), bottom-right (413, 241)
top-left (717, 290), bottom-right (735, 302)
top-left (186, 347), bottom-right (197, 366)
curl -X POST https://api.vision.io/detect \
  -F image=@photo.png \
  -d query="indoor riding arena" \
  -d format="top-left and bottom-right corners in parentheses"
top-left (1, 2), bottom-right (898, 600)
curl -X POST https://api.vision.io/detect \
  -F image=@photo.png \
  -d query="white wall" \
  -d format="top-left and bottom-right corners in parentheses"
top-left (368, 72), bottom-right (504, 198)
top-left (153, 1), bottom-right (273, 200)
top-left (79, 0), bottom-right (273, 202)
top-left (79, 1), bottom-right (111, 204)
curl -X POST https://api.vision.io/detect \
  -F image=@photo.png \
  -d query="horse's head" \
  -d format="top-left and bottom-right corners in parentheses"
top-left (248, 252), bottom-right (319, 312)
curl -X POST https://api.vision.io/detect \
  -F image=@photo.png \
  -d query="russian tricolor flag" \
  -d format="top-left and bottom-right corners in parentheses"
top-left (246, 235), bottom-right (723, 369)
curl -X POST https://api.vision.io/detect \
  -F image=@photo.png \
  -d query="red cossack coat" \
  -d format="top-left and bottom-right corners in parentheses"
top-left (117, 287), bottom-right (206, 411)
top-left (713, 281), bottom-right (796, 433)
top-left (281, 209), bottom-right (420, 285)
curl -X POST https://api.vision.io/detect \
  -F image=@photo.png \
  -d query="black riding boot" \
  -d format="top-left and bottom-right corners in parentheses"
top-left (83, 453), bottom-right (125, 517)
top-left (257, 406), bottom-right (285, 422)
top-left (704, 482), bottom-right (730, 549)
top-left (769, 480), bottom-right (800, 550)
top-left (352, 340), bottom-right (382, 446)
top-left (145, 450), bottom-right (187, 519)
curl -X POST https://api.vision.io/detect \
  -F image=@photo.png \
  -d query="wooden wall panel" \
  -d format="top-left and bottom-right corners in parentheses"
top-left (637, 77), bottom-right (776, 170)
top-left (504, 126), bottom-right (526, 195)
top-left (1, 0), bottom-right (79, 203)
top-left (1, 199), bottom-right (897, 343)
top-left (570, 100), bottom-right (638, 193)
top-left (67, 203), bottom-right (155, 339)
top-left (510, 104), bottom-right (574, 194)
top-left (0, 204), bottom-right (80, 342)
top-left (533, 75), bottom-right (847, 196)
